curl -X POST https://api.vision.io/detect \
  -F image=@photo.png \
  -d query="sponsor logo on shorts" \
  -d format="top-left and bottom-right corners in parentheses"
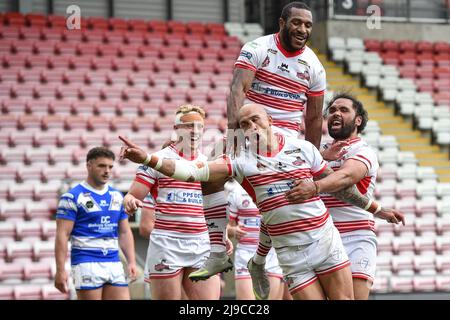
top-left (284, 276), bottom-right (294, 286)
top-left (358, 257), bottom-right (370, 271)
top-left (82, 275), bottom-right (92, 283)
top-left (331, 248), bottom-right (342, 261)
top-left (240, 50), bottom-right (253, 59)
top-left (236, 267), bottom-right (248, 274)
top-left (154, 259), bottom-right (170, 272)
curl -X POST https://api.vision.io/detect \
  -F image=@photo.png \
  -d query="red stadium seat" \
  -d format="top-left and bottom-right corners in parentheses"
top-left (7, 184), bottom-right (34, 202)
top-left (109, 18), bottom-right (129, 32)
top-left (0, 202), bottom-right (26, 221)
top-left (0, 286), bottom-right (14, 300)
top-left (128, 19), bottom-right (149, 33)
top-left (168, 20), bottom-right (187, 34)
top-left (203, 35), bottom-right (224, 49)
top-left (364, 39), bottom-right (382, 52)
top-left (41, 221), bottom-right (56, 240)
top-left (0, 219), bottom-right (16, 238)
top-left (205, 22), bottom-right (226, 36)
top-left (179, 47), bottom-right (201, 60)
top-left (23, 262), bottom-right (53, 281)
top-left (149, 20), bottom-right (169, 34)
top-left (390, 277), bottom-right (413, 292)
top-left (399, 40), bottom-right (416, 53)
top-left (413, 276), bottom-right (436, 292)
top-left (87, 17), bottom-right (109, 30)
top-left (6, 242), bottom-right (33, 261)
top-left (13, 285), bottom-right (42, 300)
top-left (186, 22), bottom-right (206, 35)
top-left (434, 42), bottom-right (450, 54)
top-left (0, 262), bottom-right (24, 281)
top-left (381, 40), bottom-right (399, 52)
top-left (5, 12), bottom-right (26, 27)
top-left (15, 221), bottom-right (42, 240)
top-left (25, 13), bottom-right (48, 28)
top-left (42, 284), bottom-right (70, 300)
top-left (25, 201), bottom-right (54, 221)
top-left (33, 241), bottom-right (55, 261)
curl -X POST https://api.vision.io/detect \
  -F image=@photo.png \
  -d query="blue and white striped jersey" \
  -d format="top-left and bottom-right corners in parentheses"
top-left (56, 181), bottom-right (128, 265)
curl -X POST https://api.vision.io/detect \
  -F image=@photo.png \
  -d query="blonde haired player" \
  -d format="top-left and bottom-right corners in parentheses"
top-left (122, 105), bottom-right (221, 300)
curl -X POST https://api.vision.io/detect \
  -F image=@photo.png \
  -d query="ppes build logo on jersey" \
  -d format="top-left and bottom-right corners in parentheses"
top-left (277, 63), bottom-right (289, 73)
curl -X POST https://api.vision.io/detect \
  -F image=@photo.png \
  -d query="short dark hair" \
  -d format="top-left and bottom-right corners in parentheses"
top-left (86, 147), bottom-right (115, 162)
top-left (326, 93), bottom-right (368, 133)
top-left (281, 1), bottom-right (311, 21)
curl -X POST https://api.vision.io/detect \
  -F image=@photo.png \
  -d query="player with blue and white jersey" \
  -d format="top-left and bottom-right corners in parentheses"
top-left (54, 147), bottom-right (137, 300)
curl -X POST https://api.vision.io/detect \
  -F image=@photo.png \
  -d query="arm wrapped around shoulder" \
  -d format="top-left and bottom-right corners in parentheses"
top-left (171, 159), bottom-right (210, 182)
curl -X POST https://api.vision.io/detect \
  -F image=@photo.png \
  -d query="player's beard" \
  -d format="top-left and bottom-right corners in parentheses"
top-left (328, 117), bottom-right (357, 140)
top-left (281, 24), bottom-right (309, 52)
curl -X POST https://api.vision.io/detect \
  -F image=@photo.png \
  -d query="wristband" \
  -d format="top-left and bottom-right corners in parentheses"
top-left (364, 199), bottom-right (373, 211)
top-left (374, 203), bottom-right (382, 215)
top-left (143, 153), bottom-right (152, 166)
top-left (314, 181), bottom-right (320, 195)
top-left (367, 201), bottom-right (380, 215)
top-left (143, 154), bottom-right (162, 170)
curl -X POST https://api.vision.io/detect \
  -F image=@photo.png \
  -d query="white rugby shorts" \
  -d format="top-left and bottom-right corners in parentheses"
top-left (341, 232), bottom-right (377, 283)
top-left (144, 232), bottom-right (210, 281)
top-left (71, 261), bottom-right (128, 290)
top-left (234, 245), bottom-right (283, 280)
top-left (275, 225), bottom-right (350, 295)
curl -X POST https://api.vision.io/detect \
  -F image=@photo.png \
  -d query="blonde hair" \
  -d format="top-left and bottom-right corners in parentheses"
top-left (175, 104), bottom-right (206, 119)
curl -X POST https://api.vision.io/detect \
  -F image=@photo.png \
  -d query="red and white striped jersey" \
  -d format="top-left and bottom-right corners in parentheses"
top-left (235, 33), bottom-right (326, 134)
top-left (227, 187), bottom-right (261, 248)
top-left (134, 144), bottom-right (208, 239)
top-left (230, 133), bottom-right (332, 248)
top-left (321, 137), bottom-right (379, 235)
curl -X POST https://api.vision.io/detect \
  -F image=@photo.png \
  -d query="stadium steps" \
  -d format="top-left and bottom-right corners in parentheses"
top-left (319, 54), bottom-right (450, 182)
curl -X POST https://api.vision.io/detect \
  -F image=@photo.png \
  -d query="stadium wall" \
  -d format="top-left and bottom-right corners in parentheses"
top-left (4, 0), bottom-right (245, 23)
top-left (312, 20), bottom-right (450, 52)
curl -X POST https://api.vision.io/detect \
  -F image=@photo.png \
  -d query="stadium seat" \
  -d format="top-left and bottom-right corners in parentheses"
top-left (13, 285), bottom-right (42, 300)
top-left (33, 241), bottom-right (54, 261)
top-left (15, 221), bottom-right (42, 240)
top-left (0, 262), bottom-right (24, 281)
top-left (414, 236), bottom-right (436, 255)
top-left (5, 242), bottom-right (33, 262)
top-left (435, 275), bottom-right (450, 291)
top-left (413, 276), bottom-right (436, 292)
top-left (41, 221), bottom-right (56, 240)
top-left (41, 284), bottom-right (70, 300)
top-left (0, 202), bottom-right (26, 221)
top-left (390, 277), bottom-right (413, 292)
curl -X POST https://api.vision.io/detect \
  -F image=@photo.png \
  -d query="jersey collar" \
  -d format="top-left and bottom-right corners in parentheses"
top-left (81, 181), bottom-right (109, 195)
top-left (275, 33), bottom-right (306, 57)
top-left (169, 143), bottom-right (198, 160)
top-left (257, 132), bottom-right (285, 157)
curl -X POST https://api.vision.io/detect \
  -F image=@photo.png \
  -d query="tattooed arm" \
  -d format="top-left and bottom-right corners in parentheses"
top-left (285, 162), bottom-right (405, 225)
